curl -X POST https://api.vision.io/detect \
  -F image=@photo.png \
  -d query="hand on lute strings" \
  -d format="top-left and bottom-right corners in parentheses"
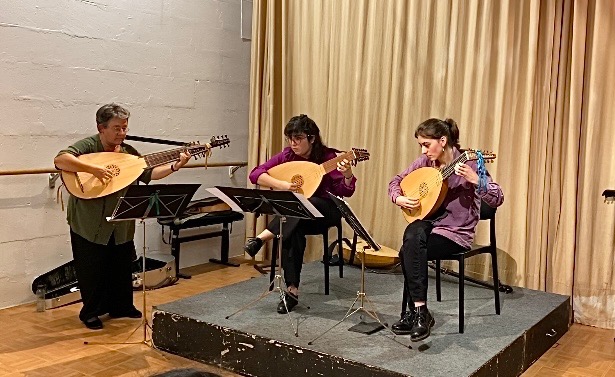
top-left (396, 196), bottom-right (420, 210)
top-left (454, 162), bottom-right (479, 185)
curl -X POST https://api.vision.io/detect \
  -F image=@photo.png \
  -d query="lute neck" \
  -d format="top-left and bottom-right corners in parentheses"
top-left (440, 152), bottom-right (468, 180)
top-left (321, 150), bottom-right (355, 174)
top-left (143, 147), bottom-right (187, 168)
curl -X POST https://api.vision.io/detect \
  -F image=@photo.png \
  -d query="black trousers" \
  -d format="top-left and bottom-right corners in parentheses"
top-left (266, 197), bottom-right (341, 288)
top-left (399, 220), bottom-right (466, 303)
top-left (70, 230), bottom-right (135, 321)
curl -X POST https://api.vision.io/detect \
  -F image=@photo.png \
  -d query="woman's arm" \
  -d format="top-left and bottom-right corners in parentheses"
top-left (150, 151), bottom-right (191, 180)
top-left (388, 157), bottom-right (426, 204)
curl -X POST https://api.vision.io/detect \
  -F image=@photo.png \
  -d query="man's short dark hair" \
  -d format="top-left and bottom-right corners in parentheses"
top-left (96, 103), bottom-right (130, 126)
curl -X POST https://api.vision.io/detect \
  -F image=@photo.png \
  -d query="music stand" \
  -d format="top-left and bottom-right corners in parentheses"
top-left (208, 186), bottom-right (323, 336)
top-left (85, 183), bottom-right (199, 347)
top-left (309, 193), bottom-right (400, 345)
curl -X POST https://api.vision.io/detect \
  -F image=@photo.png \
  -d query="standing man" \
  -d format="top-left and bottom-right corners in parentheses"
top-left (54, 103), bottom-right (191, 330)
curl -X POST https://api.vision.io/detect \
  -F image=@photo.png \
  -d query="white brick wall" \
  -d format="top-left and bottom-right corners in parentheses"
top-left (0, 0), bottom-right (251, 308)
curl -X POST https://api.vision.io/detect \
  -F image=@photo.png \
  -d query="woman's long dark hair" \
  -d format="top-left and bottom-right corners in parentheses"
top-left (284, 114), bottom-right (327, 162)
top-left (414, 118), bottom-right (461, 150)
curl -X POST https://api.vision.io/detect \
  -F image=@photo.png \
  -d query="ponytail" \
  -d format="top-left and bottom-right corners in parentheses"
top-left (415, 118), bottom-right (461, 150)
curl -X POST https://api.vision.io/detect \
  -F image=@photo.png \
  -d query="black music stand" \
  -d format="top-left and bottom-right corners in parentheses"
top-left (85, 183), bottom-right (199, 347)
top-left (208, 186), bottom-right (322, 337)
top-left (309, 193), bottom-right (400, 345)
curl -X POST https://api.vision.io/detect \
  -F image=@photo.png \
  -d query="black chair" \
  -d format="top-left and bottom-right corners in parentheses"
top-left (270, 220), bottom-right (344, 295)
top-left (434, 201), bottom-right (501, 333)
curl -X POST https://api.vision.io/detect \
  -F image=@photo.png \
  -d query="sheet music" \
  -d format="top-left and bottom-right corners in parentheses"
top-left (292, 193), bottom-right (324, 218)
top-left (206, 187), bottom-right (244, 212)
top-left (208, 187), bottom-right (324, 218)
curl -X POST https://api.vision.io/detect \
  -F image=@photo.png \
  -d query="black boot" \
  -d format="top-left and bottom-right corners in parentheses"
top-left (244, 237), bottom-right (264, 257)
top-left (391, 309), bottom-right (416, 335)
top-left (410, 305), bottom-right (435, 341)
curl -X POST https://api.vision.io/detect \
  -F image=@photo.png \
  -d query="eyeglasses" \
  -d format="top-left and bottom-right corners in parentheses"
top-left (110, 126), bottom-right (129, 134)
top-left (285, 134), bottom-right (310, 144)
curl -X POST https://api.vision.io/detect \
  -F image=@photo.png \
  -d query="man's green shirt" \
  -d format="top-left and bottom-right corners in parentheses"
top-left (56, 134), bottom-right (152, 245)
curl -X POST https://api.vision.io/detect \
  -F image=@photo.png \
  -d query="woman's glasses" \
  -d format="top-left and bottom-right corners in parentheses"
top-left (285, 134), bottom-right (310, 144)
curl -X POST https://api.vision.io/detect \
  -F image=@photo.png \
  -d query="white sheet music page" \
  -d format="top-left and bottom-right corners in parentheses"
top-left (206, 187), bottom-right (243, 212)
top-left (292, 193), bottom-right (324, 218)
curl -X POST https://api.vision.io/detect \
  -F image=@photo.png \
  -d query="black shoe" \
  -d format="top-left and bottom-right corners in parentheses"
top-left (109, 307), bottom-right (142, 319)
top-left (244, 237), bottom-right (264, 257)
top-left (391, 309), bottom-right (416, 335)
top-left (277, 292), bottom-right (299, 314)
top-left (410, 306), bottom-right (435, 342)
top-left (83, 316), bottom-right (103, 330)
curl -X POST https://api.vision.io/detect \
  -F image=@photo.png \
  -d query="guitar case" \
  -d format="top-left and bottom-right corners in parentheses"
top-left (31, 253), bottom-right (177, 310)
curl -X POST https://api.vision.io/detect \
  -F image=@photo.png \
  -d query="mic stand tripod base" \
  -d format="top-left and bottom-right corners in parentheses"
top-left (308, 248), bottom-right (410, 348)
top-left (225, 219), bottom-right (307, 338)
top-left (225, 272), bottom-right (302, 337)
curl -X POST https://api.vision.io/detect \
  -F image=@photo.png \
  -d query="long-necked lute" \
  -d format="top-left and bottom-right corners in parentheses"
top-left (400, 149), bottom-right (496, 223)
top-left (61, 136), bottom-right (230, 199)
top-left (267, 148), bottom-right (370, 198)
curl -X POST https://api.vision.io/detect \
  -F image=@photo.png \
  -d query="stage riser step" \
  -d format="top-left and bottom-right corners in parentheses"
top-left (153, 312), bottom-right (404, 377)
top-left (151, 262), bottom-right (571, 377)
top-left (470, 298), bottom-right (570, 377)
top-left (153, 298), bottom-right (570, 377)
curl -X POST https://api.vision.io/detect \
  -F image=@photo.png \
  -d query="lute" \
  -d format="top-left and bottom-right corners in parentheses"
top-left (400, 149), bottom-right (496, 223)
top-left (61, 136), bottom-right (230, 199)
top-left (267, 148), bottom-right (370, 198)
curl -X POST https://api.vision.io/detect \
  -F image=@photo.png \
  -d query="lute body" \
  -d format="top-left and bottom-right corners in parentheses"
top-left (400, 167), bottom-right (449, 223)
top-left (62, 152), bottom-right (147, 199)
top-left (266, 148), bottom-right (370, 198)
top-left (61, 136), bottom-right (229, 199)
top-left (400, 150), bottom-right (496, 223)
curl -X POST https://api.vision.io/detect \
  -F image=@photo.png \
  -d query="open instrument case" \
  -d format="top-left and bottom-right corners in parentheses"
top-left (31, 254), bottom-right (177, 310)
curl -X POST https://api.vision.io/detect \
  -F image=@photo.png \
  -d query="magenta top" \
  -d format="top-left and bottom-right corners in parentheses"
top-left (249, 146), bottom-right (357, 199)
top-left (388, 148), bottom-right (504, 249)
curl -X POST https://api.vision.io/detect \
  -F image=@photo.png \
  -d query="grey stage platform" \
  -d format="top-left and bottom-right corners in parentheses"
top-left (152, 261), bottom-right (570, 377)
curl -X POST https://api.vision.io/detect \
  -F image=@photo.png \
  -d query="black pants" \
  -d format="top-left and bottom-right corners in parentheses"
top-left (399, 220), bottom-right (466, 303)
top-left (266, 197), bottom-right (341, 288)
top-left (70, 230), bottom-right (136, 321)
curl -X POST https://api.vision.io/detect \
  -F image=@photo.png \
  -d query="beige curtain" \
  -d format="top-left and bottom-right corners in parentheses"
top-left (247, 0), bottom-right (615, 328)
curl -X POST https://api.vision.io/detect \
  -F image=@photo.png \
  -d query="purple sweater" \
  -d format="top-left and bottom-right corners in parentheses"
top-left (388, 148), bottom-right (504, 249)
top-left (249, 146), bottom-right (357, 199)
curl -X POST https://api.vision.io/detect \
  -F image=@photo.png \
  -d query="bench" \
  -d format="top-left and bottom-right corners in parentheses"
top-left (158, 210), bottom-right (245, 279)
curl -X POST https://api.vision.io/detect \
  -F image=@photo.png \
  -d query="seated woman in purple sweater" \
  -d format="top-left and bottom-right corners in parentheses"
top-left (388, 118), bottom-right (504, 341)
top-left (245, 114), bottom-right (357, 314)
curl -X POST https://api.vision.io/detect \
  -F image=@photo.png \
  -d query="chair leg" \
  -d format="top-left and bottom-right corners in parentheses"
top-left (323, 231), bottom-right (330, 295)
top-left (436, 260), bottom-right (442, 302)
top-left (491, 250), bottom-right (501, 315)
top-left (269, 237), bottom-right (278, 291)
top-left (459, 255), bottom-right (465, 334)
top-left (337, 225), bottom-right (344, 278)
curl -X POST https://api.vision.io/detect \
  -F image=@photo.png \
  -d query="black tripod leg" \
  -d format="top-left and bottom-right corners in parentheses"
top-left (427, 262), bottom-right (513, 293)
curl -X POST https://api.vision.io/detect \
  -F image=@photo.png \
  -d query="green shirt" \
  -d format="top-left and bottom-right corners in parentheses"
top-left (56, 134), bottom-right (153, 245)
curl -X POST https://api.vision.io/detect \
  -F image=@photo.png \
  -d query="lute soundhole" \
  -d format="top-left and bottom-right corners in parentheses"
top-left (106, 164), bottom-right (121, 177)
top-left (291, 175), bottom-right (304, 187)
top-left (418, 182), bottom-right (429, 198)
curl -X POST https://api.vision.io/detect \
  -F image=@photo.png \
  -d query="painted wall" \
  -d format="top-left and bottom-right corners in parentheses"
top-left (0, 0), bottom-right (251, 308)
